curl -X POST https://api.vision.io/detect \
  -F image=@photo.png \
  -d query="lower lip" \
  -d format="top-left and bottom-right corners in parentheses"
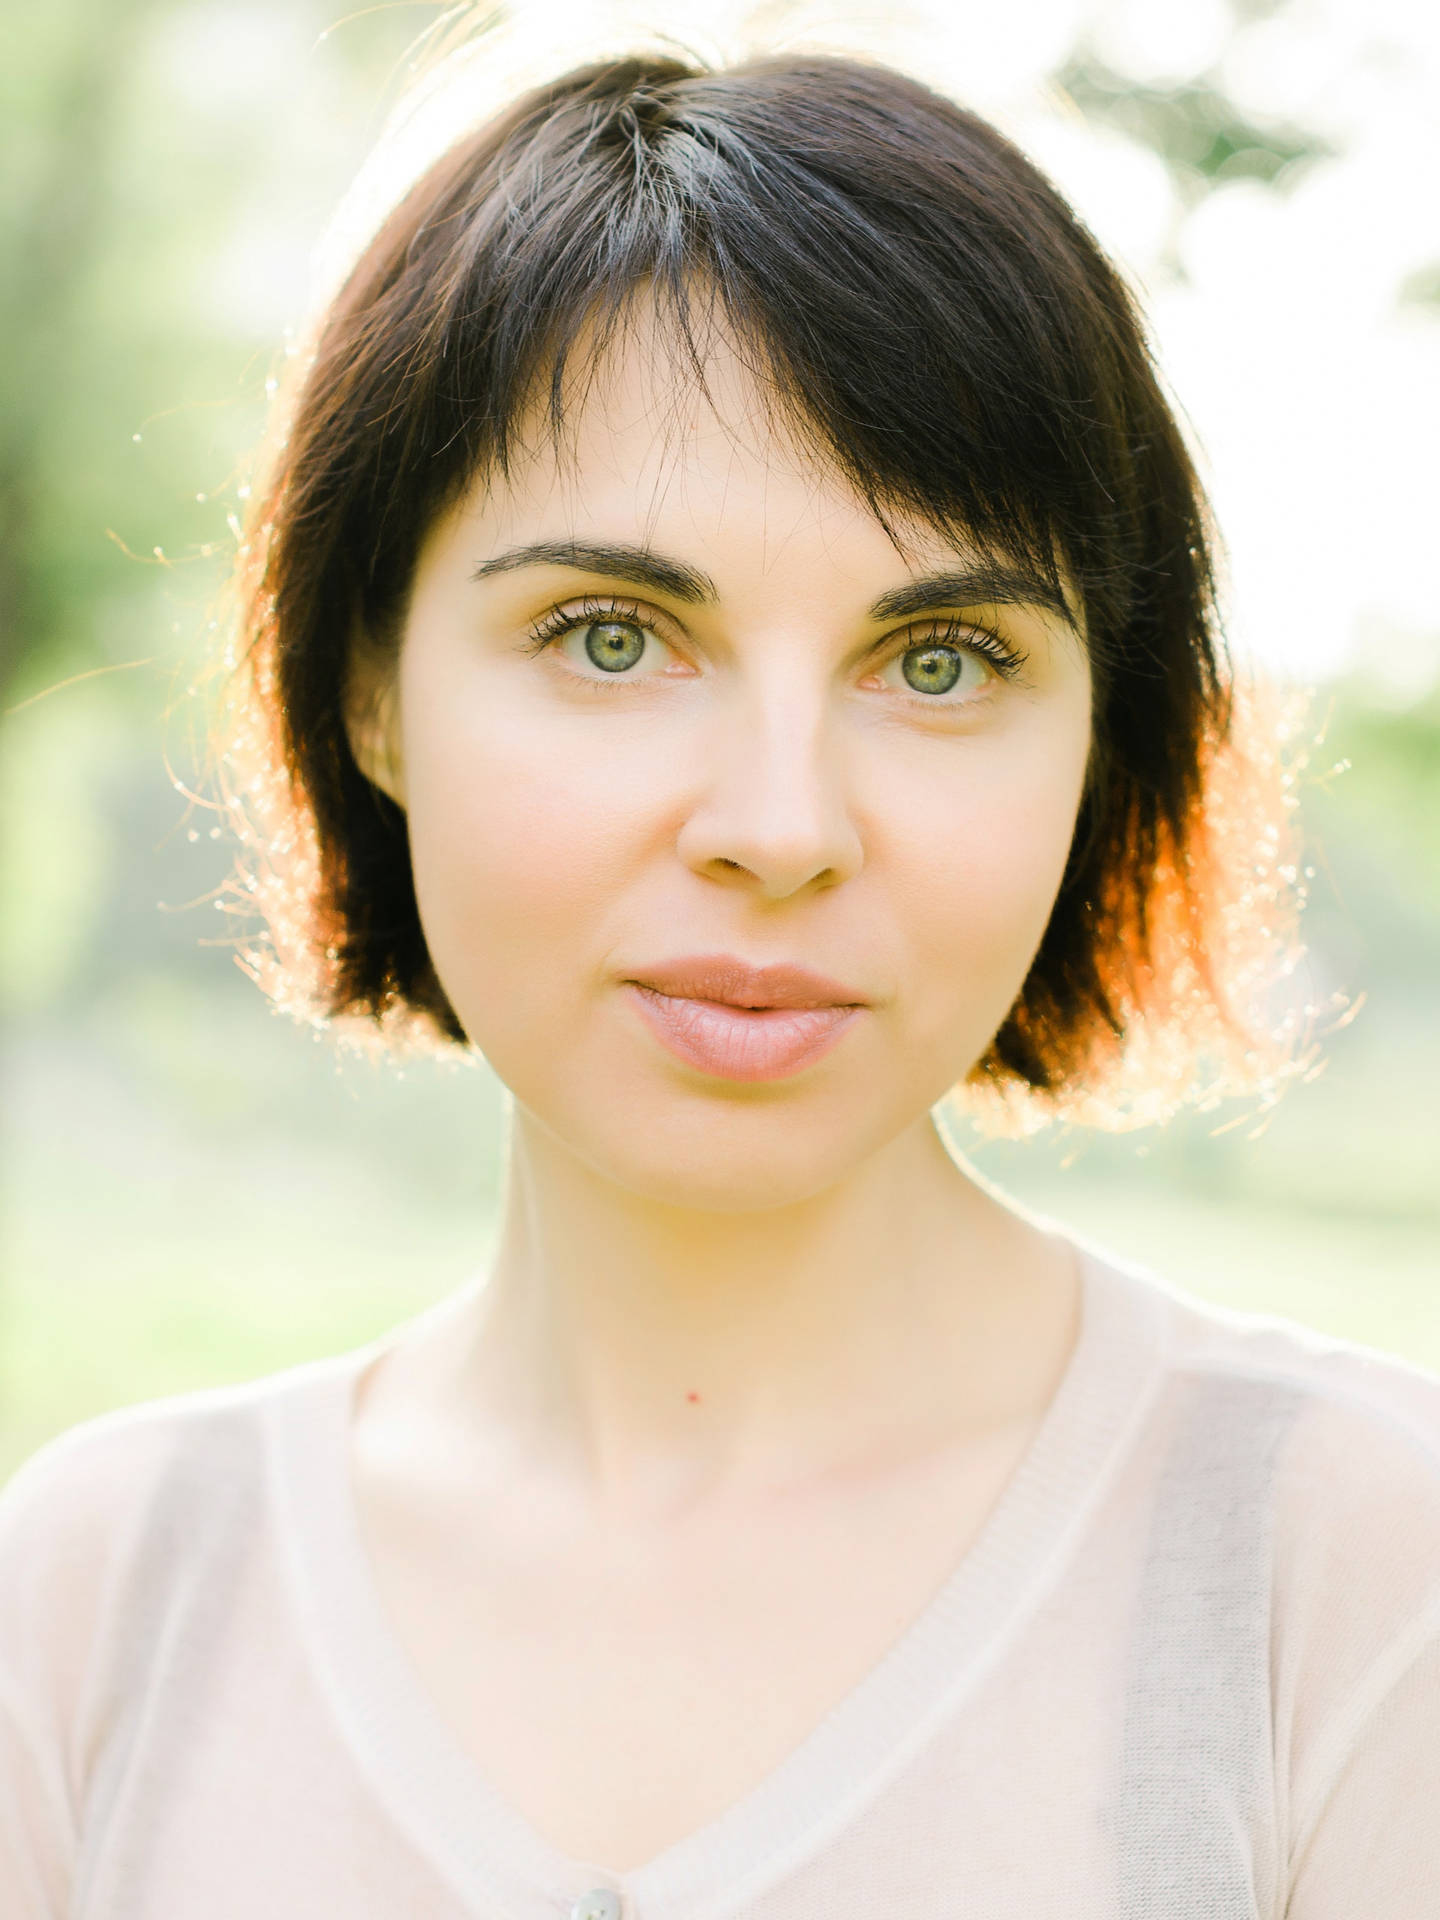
top-left (625, 985), bottom-right (862, 1082)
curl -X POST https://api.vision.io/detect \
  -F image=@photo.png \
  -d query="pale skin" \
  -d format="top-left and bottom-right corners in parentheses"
top-left (343, 308), bottom-right (1095, 1872)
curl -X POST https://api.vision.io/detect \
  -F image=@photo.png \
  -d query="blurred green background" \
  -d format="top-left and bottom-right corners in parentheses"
top-left (2, 0), bottom-right (1437, 1484)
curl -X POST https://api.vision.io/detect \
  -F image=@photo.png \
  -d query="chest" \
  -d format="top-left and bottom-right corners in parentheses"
top-left (349, 1415), bottom-right (1041, 1874)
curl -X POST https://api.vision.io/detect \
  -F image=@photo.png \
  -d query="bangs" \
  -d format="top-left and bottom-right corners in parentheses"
top-left (475, 277), bottom-right (1075, 634)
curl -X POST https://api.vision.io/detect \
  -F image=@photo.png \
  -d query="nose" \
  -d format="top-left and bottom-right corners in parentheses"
top-left (674, 669), bottom-right (864, 901)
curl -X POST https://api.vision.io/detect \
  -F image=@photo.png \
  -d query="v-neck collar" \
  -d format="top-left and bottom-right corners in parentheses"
top-left (264, 1245), bottom-right (1167, 1920)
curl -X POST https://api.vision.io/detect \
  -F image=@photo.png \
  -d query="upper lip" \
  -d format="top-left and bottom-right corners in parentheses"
top-left (625, 952), bottom-right (867, 1009)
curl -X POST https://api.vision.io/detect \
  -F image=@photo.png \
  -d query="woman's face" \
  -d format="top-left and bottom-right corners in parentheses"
top-left (355, 315), bottom-right (1093, 1210)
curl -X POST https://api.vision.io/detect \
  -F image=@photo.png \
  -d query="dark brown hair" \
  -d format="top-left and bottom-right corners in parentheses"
top-left (224, 48), bottom-right (1306, 1132)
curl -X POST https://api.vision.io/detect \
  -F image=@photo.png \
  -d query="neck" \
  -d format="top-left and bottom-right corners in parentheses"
top-left (423, 1105), bottom-right (1080, 1521)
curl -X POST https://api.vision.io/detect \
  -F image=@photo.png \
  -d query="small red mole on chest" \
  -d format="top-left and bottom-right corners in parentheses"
top-left (686, 1390), bottom-right (701, 1404)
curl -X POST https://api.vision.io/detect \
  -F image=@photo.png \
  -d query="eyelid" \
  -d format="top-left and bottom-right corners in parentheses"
top-left (876, 615), bottom-right (1030, 679)
top-left (521, 592), bottom-right (685, 655)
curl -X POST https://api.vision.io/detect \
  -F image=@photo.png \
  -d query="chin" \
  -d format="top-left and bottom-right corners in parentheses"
top-left (536, 1071), bottom-right (926, 1214)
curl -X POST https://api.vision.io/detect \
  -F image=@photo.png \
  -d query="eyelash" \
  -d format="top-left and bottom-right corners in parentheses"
top-left (898, 621), bottom-right (1027, 685)
top-left (520, 594), bottom-right (654, 660)
top-left (519, 594), bottom-right (1029, 699)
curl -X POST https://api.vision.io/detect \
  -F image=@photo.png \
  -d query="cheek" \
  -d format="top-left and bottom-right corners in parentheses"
top-left (397, 676), bottom-right (658, 1039)
top-left (878, 722), bottom-right (1088, 1049)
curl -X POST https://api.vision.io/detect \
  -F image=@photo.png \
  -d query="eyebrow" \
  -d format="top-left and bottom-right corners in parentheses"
top-left (471, 540), bottom-right (1077, 630)
top-left (869, 565), bottom-right (1077, 630)
top-left (472, 541), bottom-right (715, 604)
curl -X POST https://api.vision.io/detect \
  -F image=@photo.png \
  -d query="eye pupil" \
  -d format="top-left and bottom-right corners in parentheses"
top-left (901, 645), bottom-right (963, 696)
top-left (585, 620), bottom-right (646, 672)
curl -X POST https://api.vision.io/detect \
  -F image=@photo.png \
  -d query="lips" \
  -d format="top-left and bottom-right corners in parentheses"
top-left (623, 953), bottom-right (865, 1011)
top-left (621, 952), bottom-right (867, 1081)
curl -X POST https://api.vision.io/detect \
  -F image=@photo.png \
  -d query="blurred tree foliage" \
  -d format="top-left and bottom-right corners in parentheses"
top-left (1056, 53), bottom-right (1337, 201)
top-left (0, 0), bottom-right (433, 711)
top-left (1, 0), bottom-right (166, 707)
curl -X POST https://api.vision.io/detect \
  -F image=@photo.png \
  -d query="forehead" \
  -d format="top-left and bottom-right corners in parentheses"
top-left (458, 297), bottom-right (979, 583)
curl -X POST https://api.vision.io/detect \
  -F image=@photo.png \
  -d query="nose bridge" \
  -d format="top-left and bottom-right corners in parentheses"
top-left (679, 647), bottom-right (863, 899)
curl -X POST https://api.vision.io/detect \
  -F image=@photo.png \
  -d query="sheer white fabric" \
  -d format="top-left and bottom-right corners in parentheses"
top-left (3, 1245), bottom-right (1438, 1918)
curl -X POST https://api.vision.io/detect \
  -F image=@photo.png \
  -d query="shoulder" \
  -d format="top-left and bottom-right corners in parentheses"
top-left (1117, 1259), bottom-right (1440, 1745)
top-left (0, 1362), bottom-right (343, 1700)
top-left (1125, 1263), bottom-right (1440, 1552)
top-left (1087, 1244), bottom-right (1440, 1641)
top-left (1090, 1249), bottom-right (1440, 1809)
top-left (0, 1366), bottom-right (311, 1545)
top-left (1150, 1273), bottom-right (1440, 1525)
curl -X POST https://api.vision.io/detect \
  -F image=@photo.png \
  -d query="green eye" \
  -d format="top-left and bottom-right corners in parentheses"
top-left (583, 620), bottom-right (647, 672)
top-left (900, 645), bottom-right (967, 696)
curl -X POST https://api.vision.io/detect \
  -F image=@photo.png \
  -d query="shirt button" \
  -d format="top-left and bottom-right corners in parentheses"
top-left (571, 1892), bottom-right (622, 1920)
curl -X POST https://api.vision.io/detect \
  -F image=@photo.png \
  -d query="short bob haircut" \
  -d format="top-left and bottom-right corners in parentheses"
top-left (223, 48), bottom-right (1307, 1134)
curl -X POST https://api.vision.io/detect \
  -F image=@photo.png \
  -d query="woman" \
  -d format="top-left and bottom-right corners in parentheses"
top-left (2, 48), bottom-right (1437, 1919)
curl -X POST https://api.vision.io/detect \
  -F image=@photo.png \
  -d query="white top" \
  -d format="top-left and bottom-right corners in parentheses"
top-left (4, 1242), bottom-right (1440, 1919)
